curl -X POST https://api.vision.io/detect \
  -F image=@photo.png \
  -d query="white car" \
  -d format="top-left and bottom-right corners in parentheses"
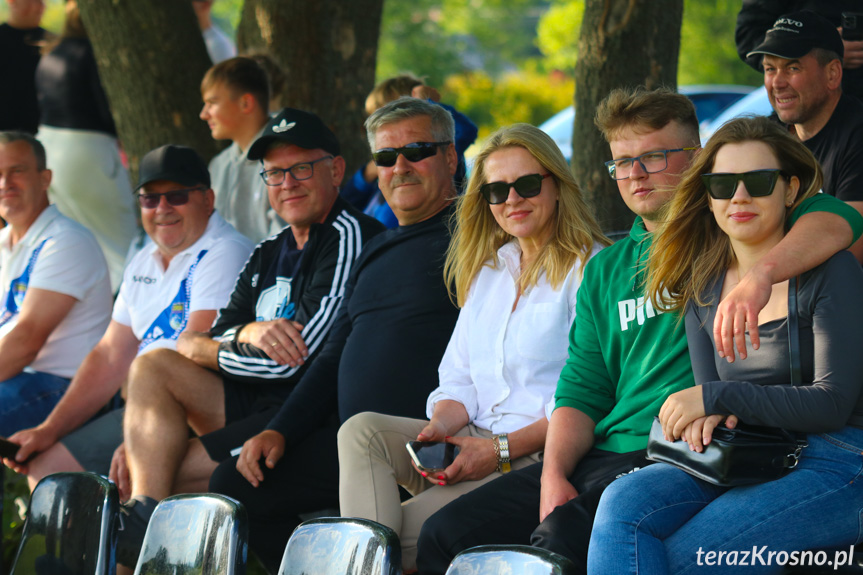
top-left (700, 86), bottom-right (773, 143)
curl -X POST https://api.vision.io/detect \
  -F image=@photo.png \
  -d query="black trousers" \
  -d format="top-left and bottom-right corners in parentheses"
top-left (415, 447), bottom-right (651, 575)
top-left (208, 423), bottom-right (340, 573)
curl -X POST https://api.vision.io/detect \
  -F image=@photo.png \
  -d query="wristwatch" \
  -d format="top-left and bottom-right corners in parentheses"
top-left (493, 433), bottom-right (511, 474)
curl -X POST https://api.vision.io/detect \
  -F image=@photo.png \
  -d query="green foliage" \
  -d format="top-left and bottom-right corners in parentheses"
top-left (533, 0), bottom-right (761, 86)
top-left (2, 470), bottom-right (29, 572)
top-left (376, 0), bottom-right (467, 87)
top-left (211, 0), bottom-right (242, 37)
top-left (442, 68), bottom-right (573, 140)
top-left (376, 0), bottom-right (550, 87)
top-left (536, 0), bottom-right (583, 73)
top-left (679, 0), bottom-right (761, 86)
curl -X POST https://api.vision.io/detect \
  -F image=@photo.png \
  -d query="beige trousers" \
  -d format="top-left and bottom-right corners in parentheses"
top-left (337, 411), bottom-right (542, 571)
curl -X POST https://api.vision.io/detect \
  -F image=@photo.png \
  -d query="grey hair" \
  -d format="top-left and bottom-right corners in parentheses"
top-left (0, 131), bottom-right (47, 170)
top-left (364, 96), bottom-right (455, 151)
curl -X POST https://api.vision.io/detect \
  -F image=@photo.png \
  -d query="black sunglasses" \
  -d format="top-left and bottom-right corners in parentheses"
top-left (702, 169), bottom-right (788, 200)
top-left (372, 141), bottom-right (451, 167)
top-left (480, 173), bottom-right (551, 205)
top-left (136, 187), bottom-right (205, 209)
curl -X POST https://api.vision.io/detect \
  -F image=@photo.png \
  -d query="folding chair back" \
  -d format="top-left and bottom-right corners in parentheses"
top-left (445, 544), bottom-right (577, 575)
top-left (133, 493), bottom-right (248, 575)
top-left (278, 517), bottom-right (401, 575)
top-left (11, 472), bottom-right (119, 575)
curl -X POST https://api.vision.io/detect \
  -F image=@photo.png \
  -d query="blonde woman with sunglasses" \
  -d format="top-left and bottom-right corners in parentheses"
top-left (337, 123), bottom-right (608, 572)
top-left (588, 116), bottom-right (863, 574)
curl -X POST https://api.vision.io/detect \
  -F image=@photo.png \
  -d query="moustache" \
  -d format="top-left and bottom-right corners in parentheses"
top-left (391, 174), bottom-right (422, 188)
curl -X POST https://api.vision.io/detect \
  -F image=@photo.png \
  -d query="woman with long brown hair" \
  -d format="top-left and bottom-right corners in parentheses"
top-left (589, 116), bottom-right (863, 574)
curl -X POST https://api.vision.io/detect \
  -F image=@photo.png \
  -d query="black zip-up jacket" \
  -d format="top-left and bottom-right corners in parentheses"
top-left (211, 196), bottom-right (384, 394)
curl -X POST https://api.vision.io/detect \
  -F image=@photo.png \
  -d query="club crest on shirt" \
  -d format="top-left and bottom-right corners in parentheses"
top-left (11, 282), bottom-right (26, 309)
top-left (169, 302), bottom-right (186, 331)
top-left (256, 277), bottom-right (295, 321)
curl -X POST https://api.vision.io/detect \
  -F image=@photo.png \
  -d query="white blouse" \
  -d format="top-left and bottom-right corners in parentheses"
top-left (427, 241), bottom-right (601, 433)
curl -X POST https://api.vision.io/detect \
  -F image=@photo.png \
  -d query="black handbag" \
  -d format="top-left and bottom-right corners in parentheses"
top-left (646, 277), bottom-right (808, 487)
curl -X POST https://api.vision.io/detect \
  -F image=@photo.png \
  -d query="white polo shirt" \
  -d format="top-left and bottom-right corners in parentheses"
top-left (0, 204), bottom-right (112, 378)
top-left (113, 211), bottom-right (254, 355)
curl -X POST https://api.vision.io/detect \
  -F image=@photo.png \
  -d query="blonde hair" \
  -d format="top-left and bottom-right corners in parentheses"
top-left (444, 124), bottom-right (610, 306)
top-left (646, 116), bottom-right (823, 314)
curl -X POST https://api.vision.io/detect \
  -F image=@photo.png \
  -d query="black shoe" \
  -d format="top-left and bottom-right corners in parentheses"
top-left (116, 496), bottom-right (158, 568)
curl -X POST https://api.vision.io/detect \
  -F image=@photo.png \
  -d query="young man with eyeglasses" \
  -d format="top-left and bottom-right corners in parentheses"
top-left (107, 108), bottom-right (383, 568)
top-left (3, 143), bottom-right (252, 486)
top-left (415, 87), bottom-right (863, 574)
top-left (206, 97), bottom-right (462, 572)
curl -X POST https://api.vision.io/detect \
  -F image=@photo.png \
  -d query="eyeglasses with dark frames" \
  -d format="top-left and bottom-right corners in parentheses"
top-left (604, 147), bottom-right (699, 180)
top-left (260, 155), bottom-right (334, 186)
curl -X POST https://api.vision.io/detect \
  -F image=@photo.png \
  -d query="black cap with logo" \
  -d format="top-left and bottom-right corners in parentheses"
top-left (247, 108), bottom-right (341, 161)
top-left (748, 10), bottom-right (844, 61)
top-left (136, 145), bottom-right (210, 191)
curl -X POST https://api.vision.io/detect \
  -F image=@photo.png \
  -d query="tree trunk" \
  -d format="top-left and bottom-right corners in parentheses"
top-left (77, 0), bottom-right (220, 183)
top-left (237, 0), bottom-right (383, 176)
top-left (573, 0), bottom-right (683, 235)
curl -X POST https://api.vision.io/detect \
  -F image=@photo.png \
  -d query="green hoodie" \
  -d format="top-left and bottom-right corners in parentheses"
top-left (554, 194), bottom-right (863, 454)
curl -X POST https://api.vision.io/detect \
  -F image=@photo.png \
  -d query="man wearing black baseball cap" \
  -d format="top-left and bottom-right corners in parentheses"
top-left (736, 3), bottom-right (863, 101)
top-left (4, 144), bottom-right (253, 497)
top-left (111, 111), bottom-right (384, 567)
top-left (750, 10), bottom-right (863, 262)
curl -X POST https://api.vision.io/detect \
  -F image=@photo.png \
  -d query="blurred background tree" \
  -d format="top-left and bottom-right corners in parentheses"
top-left (1, 0), bottom-right (761, 146)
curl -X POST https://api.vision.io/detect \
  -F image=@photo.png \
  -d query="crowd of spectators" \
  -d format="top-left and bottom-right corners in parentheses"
top-left (2, 2), bottom-right (863, 574)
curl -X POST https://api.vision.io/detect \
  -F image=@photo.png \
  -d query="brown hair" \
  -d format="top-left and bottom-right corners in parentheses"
top-left (201, 56), bottom-right (270, 114)
top-left (646, 115), bottom-right (822, 314)
top-left (595, 86), bottom-right (700, 145)
top-left (365, 74), bottom-right (423, 114)
top-left (245, 52), bottom-right (288, 112)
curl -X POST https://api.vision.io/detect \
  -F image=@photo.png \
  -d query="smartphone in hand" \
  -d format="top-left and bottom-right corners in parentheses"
top-left (843, 12), bottom-right (863, 41)
top-left (406, 441), bottom-right (460, 473)
top-left (0, 437), bottom-right (21, 460)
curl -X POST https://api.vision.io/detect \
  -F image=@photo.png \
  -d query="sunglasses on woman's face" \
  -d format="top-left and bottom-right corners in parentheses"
top-left (702, 169), bottom-right (788, 200)
top-left (480, 173), bottom-right (551, 205)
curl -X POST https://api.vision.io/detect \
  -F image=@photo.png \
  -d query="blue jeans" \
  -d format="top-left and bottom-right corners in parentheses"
top-left (588, 427), bottom-right (863, 575)
top-left (0, 370), bottom-right (70, 436)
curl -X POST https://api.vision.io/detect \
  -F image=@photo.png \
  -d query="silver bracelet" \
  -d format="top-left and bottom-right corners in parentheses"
top-left (494, 433), bottom-right (511, 473)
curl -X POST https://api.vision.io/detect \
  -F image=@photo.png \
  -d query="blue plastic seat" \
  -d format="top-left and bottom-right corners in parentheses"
top-left (445, 545), bottom-right (577, 575)
top-left (11, 471), bottom-right (119, 575)
top-left (133, 493), bottom-right (248, 575)
top-left (278, 517), bottom-right (401, 575)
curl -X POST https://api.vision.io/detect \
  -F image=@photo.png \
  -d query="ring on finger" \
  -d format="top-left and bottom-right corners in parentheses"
top-left (271, 341), bottom-right (280, 348)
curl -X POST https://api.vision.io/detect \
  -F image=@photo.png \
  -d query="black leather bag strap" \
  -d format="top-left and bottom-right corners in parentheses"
top-left (786, 276), bottom-right (808, 453)
top-left (788, 276), bottom-right (801, 387)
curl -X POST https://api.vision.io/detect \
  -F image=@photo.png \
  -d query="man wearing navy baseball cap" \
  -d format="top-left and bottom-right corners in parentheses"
top-left (111, 111), bottom-right (384, 567)
top-left (750, 10), bottom-right (863, 262)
